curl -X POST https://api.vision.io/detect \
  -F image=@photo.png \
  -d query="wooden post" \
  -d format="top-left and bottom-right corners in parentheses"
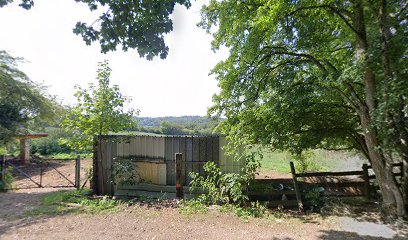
top-left (40, 164), bottom-right (43, 187)
top-left (1, 155), bottom-right (5, 185)
top-left (75, 154), bottom-right (81, 190)
top-left (20, 138), bottom-right (30, 165)
top-left (92, 136), bottom-right (99, 194)
top-left (399, 162), bottom-right (404, 178)
top-left (362, 163), bottom-right (370, 201)
top-left (290, 161), bottom-right (303, 211)
top-left (175, 153), bottom-right (184, 199)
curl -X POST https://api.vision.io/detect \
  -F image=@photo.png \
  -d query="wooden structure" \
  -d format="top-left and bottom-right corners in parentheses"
top-left (93, 135), bottom-right (243, 196)
top-left (16, 133), bottom-right (48, 164)
top-left (250, 161), bottom-right (404, 210)
top-left (290, 161), bottom-right (403, 209)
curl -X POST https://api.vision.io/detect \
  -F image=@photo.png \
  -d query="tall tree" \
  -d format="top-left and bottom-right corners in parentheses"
top-left (61, 60), bottom-right (138, 151)
top-left (202, 0), bottom-right (407, 217)
top-left (0, 51), bottom-right (57, 144)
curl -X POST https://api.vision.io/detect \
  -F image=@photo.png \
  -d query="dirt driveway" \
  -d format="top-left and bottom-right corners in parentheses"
top-left (1, 159), bottom-right (407, 240)
top-left (1, 188), bottom-right (407, 240)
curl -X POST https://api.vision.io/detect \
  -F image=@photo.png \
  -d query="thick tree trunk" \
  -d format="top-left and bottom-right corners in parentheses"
top-left (353, 0), bottom-right (406, 217)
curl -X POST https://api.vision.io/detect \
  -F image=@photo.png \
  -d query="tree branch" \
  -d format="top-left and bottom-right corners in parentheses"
top-left (261, 47), bottom-right (328, 74)
top-left (343, 81), bottom-right (365, 109)
top-left (288, 4), bottom-right (359, 35)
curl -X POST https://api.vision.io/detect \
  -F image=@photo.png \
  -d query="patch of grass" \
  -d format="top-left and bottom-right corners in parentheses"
top-left (259, 149), bottom-right (357, 173)
top-left (259, 150), bottom-right (292, 173)
top-left (179, 197), bottom-right (208, 215)
top-left (220, 202), bottom-right (268, 219)
top-left (44, 153), bottom-right (92, 160)
top-left (27, 189), bottom-right (123, 216)
top-left (0, 146), bottom-right (7, 155)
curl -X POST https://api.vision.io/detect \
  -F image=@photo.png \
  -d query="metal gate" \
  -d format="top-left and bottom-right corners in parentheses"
top-left (0, 155), bottom-right (81, 190)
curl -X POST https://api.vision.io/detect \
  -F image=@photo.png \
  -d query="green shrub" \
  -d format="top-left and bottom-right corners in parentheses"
top-left (179, 197), bottom-right (208, 215)
top-left (112, 159), bottom-right (140, 186)
top-left (0, 166), bottom-right (13, 191)
top-left (302, 186), bottom-right (326, 212)
top-left (31, 128), bottom-right (73, 156)
top-left (189, 161), bottom-right (248, 205)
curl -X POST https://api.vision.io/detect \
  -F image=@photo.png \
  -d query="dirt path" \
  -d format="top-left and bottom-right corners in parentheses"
top-left (1, 188), bottom-right (407, 240)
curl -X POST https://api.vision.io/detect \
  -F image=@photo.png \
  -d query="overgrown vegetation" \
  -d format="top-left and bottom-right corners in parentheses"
top-left (30, 127), bottom-right (73, 156)
top-left (0, 165), bottom-right (13, 191)
top-left (27, 190), bottom-right (122, 216)
top-left (112, 159), bottom-right (140, 186)
top-left (184, 149), bottom-right (267, 218)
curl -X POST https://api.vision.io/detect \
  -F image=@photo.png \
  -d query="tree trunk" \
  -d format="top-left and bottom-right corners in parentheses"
top-left (353, 0), bottom-right (406, 217)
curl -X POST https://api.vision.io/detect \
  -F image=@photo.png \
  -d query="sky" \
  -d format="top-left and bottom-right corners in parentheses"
top-left (0, 0), bottom-right (227, 117)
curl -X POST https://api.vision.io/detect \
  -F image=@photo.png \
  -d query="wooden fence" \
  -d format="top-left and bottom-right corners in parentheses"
top-left (287, 161), bottom-right (404, 210)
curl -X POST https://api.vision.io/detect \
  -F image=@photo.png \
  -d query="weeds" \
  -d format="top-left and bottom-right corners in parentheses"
top-left (220, 201), bottom-right (268, 219)
top-left (27, 189), bottom-right (122, 216)
top-left (0, 166), bottom-right (13, 191)
top-left (179, 197), bottom-right (208, 215)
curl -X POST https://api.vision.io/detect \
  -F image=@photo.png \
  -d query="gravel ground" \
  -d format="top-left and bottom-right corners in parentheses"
top-left (2, 188), bottom-right (408, 240)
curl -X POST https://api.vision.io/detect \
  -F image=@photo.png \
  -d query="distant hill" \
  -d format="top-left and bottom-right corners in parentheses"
top-left (136, 116), bottom-right (214, 128)
top-left (134, 116), bottom-right (222, 136)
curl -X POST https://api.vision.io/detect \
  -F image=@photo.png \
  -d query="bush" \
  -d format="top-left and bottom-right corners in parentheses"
top-left (189, 161), bottom-right (248, 205)
top-left (112, 159), bottom-right (140, 186)
top-left (302, 186), bottom-right (326, 212)
top-left (30, 127), bottom-right (73, 156)
top-left (0, 166), bottom-right (13, 191)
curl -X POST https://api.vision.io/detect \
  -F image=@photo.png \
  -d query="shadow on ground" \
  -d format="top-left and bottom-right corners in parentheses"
top-left (0, 189), bottom-right (72, 236)
top-left (318, 230), bottom-right (407, 240)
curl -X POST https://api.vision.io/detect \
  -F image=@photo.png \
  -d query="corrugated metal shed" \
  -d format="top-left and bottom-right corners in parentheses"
top-left (94, 135), bottom-right (244, 196)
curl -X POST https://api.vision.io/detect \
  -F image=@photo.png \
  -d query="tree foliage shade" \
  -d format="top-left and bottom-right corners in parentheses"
top-left (61, 60), bottom-right (138, 151)
top-left (203, 0), bottom-right (408, 216)
top-left (0, 51), bottom-right (57, 144)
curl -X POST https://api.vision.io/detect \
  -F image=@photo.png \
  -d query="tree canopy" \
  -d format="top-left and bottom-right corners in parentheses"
top-left (0, 51), bottom-right (57, 144)
top-left (202, 0), bottom-right (407, 216)
top-left (61, 60), bottom-right (138, 151)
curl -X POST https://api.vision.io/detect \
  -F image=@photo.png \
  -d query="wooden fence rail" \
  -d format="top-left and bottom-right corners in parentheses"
top-left (288, 161), bottom-right (404, 210)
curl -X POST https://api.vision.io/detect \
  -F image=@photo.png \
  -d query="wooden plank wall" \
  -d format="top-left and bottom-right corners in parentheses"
top-left (164, 136), bottom-right (220, 185)
top-left (96, 138), bottom-right (118, 195)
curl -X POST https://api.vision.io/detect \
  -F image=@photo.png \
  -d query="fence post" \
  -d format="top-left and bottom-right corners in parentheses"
top-left (75, 154), bottom-right (80, 190)
top-left (92, 136), bottom-right (99, 194)
top-left (175, 153), bottom-right (184, 199)
top-left (1, 155), bottom-right (5, 185)
top-left (290, 161), bottom-right (303, 211)
top-left (40, 164), bottom-right (43, 188)
top-left (362, 163), bottom-right (370, 201)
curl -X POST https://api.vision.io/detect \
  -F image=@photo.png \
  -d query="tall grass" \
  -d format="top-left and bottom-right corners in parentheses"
top-left (259, 149), bottom-right (362, 173)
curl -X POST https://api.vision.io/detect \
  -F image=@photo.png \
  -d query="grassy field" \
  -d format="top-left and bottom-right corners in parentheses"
top-left (259, 149), bottom-right (363, 173)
